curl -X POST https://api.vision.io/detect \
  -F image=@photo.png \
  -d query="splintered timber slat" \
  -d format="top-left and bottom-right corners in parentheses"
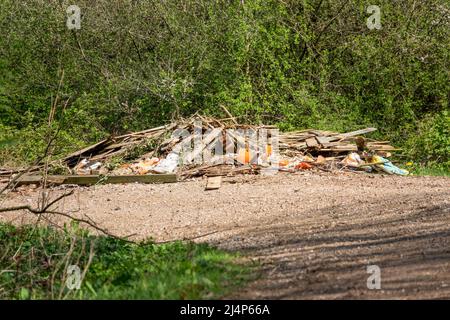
top-left (62, 127), bottom-right (170, 166)
top-left (316, 136), bottom-right (333, 145)
top-left (115, 125), bottom-right (167, 139)
top-left (305, 137), bottom-right (319, 147)
top-left (183, 128), bottom-right (222, 163)
top-left (205, 176), bottom-right (222, 190)
top-left (63, 139), bottom-right (110, 161)
top-left (332, 127), bottom-right (377, 139)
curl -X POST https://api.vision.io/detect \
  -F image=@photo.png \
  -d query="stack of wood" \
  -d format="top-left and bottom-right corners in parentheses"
top-left (53, 117), bottom-right (400, 171)
top-left (62, 116), bottom-right (270, 171)
top-left (0, 116), bottom-right (401, 181)
top-left (61, 116), bottom-right (259, 169)
top-left (279, 127), bottom-right (398, 156)
top-left (62, 123), bottom-right (177, 169)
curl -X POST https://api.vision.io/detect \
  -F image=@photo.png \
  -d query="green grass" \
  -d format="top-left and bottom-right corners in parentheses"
top-left (410, 166), bottom-right (450, 177)
top-left (0, 222), bottom-right (253, 300)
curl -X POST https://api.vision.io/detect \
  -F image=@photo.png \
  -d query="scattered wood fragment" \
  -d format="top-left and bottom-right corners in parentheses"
top-left (205, 176), bottom-right (222, 190)
top-left (305, 137), bottom-right (319, 148)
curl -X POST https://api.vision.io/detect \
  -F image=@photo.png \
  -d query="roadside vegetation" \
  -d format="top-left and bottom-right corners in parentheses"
top-left (0, 222), bottom-right (252, 299)
top-left (0, 0), bottom-right (448, 301)
top-left (0, 0), bottom-right (448, 172)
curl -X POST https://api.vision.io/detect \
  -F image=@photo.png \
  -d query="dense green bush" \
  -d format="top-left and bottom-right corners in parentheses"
top-left (0, 0), bottom-right (448, 168)
top-left (405, 110), bottom-right (450, 169)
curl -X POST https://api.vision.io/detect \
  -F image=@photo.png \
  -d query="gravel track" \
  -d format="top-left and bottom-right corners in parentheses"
top-left (1, 172), bottom-right (449, 299)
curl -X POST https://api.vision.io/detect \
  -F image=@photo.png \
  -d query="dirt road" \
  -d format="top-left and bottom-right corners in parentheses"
top-left (1, 172), bottom-right (450, 299)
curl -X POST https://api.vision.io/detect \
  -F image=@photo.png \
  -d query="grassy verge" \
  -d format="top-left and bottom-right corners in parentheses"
top-left (0, 222), bottom-right (253, 299)
top-left (408, 166), bottom-right (450, 177)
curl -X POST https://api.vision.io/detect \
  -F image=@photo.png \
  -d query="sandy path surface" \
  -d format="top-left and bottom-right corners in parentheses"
top-left (1, 172), bottom-right (450, 299)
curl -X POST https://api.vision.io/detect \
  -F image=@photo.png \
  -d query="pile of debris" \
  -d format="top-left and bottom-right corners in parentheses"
top-left (0, 116), bottom-right (409, 187)
top-left (61, 116), bottom-right (408, 178)
top-left (62, 123), bottom-right (177, 169)
top-left (279, 127), bottom-right (398, 156)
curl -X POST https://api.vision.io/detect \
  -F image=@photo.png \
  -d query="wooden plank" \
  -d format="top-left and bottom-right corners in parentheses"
top-left (15, 175), bottom-right (43, 186)
top-left (279, 142), bottom-right (307, 150)
top-left (115, 124), bottom-right (170, 139)
top-left (319, 146), bottom-right (400, 152)
top-left (316, 136), bottom-right (333, 145)
top-left (47, 176), bottom-right (67, 184)
top-left (305, 137), bottom-right (319, 148)
top-left (62, 139), bottom-right (111, 161)
top-left (184, 128), bottom-right (222, 163)
top-left (319, 146), bottom-right (357, 152)
top-left (320, 130), bottom-right (340, 136)
top-left (16, 174), bottom-right (177, 186)
top-left (205, 176), bottom-right (222, 190)
top-left (331, 127), bottom-right (377, 140)
top-left (366, 144), bottom-right (397, 150)
top-left (329, 144), bottom-right (357, 149)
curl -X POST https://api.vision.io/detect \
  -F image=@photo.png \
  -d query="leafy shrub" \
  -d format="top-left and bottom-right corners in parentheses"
top-left (405, 110), bottom-right (450, 169)
top-left (0, 0), bottom-right (448, 169)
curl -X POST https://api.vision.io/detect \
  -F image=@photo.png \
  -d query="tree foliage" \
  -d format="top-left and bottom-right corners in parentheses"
top-left (0, 0), bottom-right (448, 167)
